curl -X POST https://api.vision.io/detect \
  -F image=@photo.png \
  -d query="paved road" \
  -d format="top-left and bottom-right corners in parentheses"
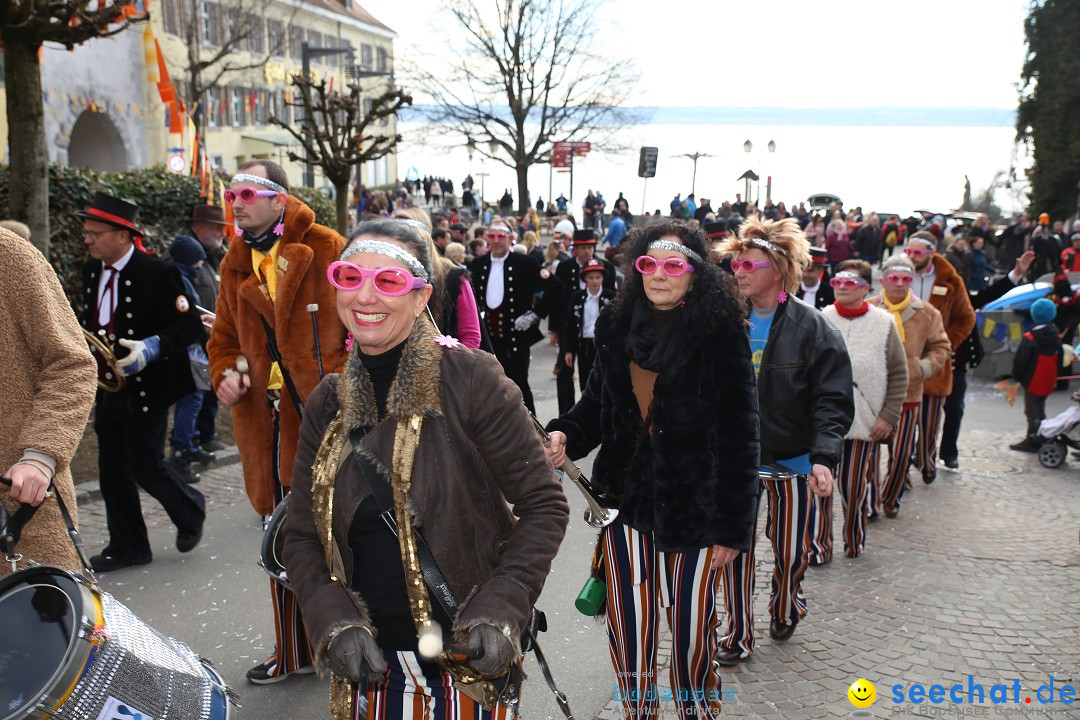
top-left (64, 342), bottom-right (1079, 719)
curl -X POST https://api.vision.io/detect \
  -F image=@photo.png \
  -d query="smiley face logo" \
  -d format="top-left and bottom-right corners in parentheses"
top-left (848, 678), bottom-right (876, 708)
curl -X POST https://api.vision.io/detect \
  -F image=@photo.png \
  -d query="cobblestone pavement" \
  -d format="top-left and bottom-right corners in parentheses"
top-left (69, 371), bottom-right (1079, 719)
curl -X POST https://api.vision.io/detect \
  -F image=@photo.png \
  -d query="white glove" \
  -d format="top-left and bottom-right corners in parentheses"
top-left (513, 311), bottom-right (539, 332)
top-left (116, 336), bottom-right (160, 377)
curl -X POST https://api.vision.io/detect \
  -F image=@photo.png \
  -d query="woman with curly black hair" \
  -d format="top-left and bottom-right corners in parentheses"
top-left (544, 221), bottom-right (759, 720)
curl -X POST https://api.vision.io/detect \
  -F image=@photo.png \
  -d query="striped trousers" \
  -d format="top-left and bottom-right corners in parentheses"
top-left (916, 393), bottom-right (946, 482)
top-left (882, 405), bottom-right (920, 511)
top-left (721, 476), bottom-right (811, 657)
top-left (808, 440), bottom-right (878, 562)
top-left (267, 401), bottom-right (313, 676)
top-left (604, 523), bottom-right (723, 720)
top-left (356, 651), bottom-right (518, 720)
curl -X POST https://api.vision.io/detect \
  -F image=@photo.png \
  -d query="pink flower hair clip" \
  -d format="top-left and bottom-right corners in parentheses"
top-left (434, 334), bottom-right (461, 349)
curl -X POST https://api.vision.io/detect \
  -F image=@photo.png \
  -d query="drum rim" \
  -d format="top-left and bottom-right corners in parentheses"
top-left (259, 495), bottom-right (291, 589)
top-left (0, 566), bottom-right (101, 720)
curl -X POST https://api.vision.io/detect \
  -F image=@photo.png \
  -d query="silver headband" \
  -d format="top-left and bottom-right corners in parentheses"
top-left (647, 240), bottom-right (705, 265)
top-left (395, 218), bottom-right (431, 233)
top-left (910, 236), bottom-right (936, 249)
top-left (340, 239), bottom-right (429, 280)
top-left (231, 173), bottom-right (287, 194)
top-left (834, 271), bottom-right (866, 283)
top-left (884, 262), bottom-right (915, 274)
top-left (750, 237), bottom-right (781, 253)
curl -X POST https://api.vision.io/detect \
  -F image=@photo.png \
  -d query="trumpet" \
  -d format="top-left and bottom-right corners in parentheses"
top-left (530, 415), bottom-right (618, 528)
top-left (83, 328), bottom-right (125, 393)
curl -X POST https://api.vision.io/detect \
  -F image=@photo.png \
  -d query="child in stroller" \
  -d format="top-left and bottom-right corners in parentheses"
top-left (1036, 391), bottom-right (1080, 467)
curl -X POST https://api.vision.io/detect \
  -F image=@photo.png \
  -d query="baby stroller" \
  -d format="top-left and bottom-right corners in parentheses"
top-left (1036, 392), bottom-right (1080, 468)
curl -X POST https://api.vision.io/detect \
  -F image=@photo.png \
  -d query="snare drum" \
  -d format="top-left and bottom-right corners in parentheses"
top-left (259, 493), bottom-right (291, 590)
top-left (0, 565), bottom-right (238, 720)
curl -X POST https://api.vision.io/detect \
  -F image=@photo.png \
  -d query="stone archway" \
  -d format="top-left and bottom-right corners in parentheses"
top-left (67, 110), bottom-right (129, 171)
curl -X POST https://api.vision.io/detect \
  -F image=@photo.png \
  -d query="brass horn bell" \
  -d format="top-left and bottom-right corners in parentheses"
top-left (83, 328), bottom-right (126, 393)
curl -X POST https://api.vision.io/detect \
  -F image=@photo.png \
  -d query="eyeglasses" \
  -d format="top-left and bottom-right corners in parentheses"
top-left (883, 273), bottom-right (914, 285)
top-left (326, 261), bottom-right (429, 296)
top-left (224, 187), bottom-right (280, 204)
top-left (904, 247), bottom-right (932, 258)
top-left (829, 277), bottom-right (868, 289)
top-left (485, 230), bottom-right (511, 241)
top-left (731, 259), bottom-right (773, 273)
top-left (634, 255), bottom-right (695, 277)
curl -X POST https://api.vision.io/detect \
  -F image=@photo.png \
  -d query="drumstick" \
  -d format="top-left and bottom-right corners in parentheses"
top-left (307, 303), bottom-right (324, 379)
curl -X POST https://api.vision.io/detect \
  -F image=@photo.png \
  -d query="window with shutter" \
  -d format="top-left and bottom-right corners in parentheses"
top-left (361, 43), bottom-right (372, 71)
top-left (377, 47), bottom-right (388, 73)
top-left (199, 1), bottom-right (212, 46)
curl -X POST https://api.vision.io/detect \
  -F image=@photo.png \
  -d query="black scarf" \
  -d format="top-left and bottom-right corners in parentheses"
top-left (241, 210), bottom-right (286, 253)
top-left (626, 296), bottom-right (685, 372)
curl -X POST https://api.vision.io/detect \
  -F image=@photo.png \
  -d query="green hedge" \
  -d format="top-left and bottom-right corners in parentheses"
top-left (0, 164), bottom-right (337, 312)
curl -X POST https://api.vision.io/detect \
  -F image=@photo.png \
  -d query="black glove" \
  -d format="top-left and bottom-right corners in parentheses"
top-left (466, 624), bottom-right (515, 677)
top-left (326, 626), bottom-right (386, 683)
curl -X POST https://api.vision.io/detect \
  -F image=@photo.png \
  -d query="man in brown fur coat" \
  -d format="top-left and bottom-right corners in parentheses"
top-left (207, 160), bottom-right (346, 684)
top-left (0, 228), bottom-right (97, 575)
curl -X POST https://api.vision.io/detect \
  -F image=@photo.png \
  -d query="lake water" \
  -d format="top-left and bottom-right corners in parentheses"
top-left (396, 119), bottom-right (1022, 218)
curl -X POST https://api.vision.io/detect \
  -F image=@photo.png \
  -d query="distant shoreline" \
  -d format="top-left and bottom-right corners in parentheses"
top-left (402, 106), bottom-right (1016, 128)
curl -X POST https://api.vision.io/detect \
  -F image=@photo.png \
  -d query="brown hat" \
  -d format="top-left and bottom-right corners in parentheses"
top-left (191, 205), bottom-right (228, 225)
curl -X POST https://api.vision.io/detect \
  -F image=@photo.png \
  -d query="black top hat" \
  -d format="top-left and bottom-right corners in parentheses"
top-left (76, 192), bottom-right (143, 237)
top-left (703, 220), bottom-right (729, 239)
top-left (809, 246), bottom-right (827, 266)
top-left (191, 204), bottom-right (227, 225)
top-left (572, 228), bottom-right (597, 245)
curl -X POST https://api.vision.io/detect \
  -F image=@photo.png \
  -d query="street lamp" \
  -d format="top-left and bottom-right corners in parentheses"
top-left (674, 151), bottom-right (715, 196)
top-left (741, 139), bottom-right (776, 205)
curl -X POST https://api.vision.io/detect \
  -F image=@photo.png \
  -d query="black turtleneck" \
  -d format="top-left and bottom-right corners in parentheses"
top-left (349, 337), bottom-right (453, 650)
top-left (359, 339), bottom-right (406, 419)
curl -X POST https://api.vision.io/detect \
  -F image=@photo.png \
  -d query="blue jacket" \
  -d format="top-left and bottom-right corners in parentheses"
top-left (604, 216), bottom-right (627, 246)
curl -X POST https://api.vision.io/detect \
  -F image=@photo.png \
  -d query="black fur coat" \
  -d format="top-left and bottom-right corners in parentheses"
top-left (547, 297), bottom-right (761, 552)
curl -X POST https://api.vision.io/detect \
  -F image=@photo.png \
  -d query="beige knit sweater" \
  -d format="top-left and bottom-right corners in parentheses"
top-left (0, 229), bottom-right (97, 574)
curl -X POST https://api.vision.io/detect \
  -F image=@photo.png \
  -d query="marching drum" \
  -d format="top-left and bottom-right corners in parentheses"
top-left (258, 494), bottom-right (291, 589)
top-left (0, 566), bottom-right (238, 720)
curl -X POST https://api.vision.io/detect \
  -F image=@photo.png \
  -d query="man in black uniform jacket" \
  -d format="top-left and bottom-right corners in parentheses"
top-left (552, 229), bottom-right (617, 413)
top-left (471, 220), bottom-right (547, 413)
top-left (562, 258), bottom-right (616, 391)
top-left (795, 246), bottom-right (834, 310)
top-left (78, 192), bottom-right (206, 571)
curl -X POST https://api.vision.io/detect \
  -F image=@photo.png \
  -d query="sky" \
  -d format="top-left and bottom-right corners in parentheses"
top-left (364, 0), bottom-right (1031, 111)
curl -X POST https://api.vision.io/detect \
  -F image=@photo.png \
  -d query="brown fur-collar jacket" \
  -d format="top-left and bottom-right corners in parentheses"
top-left (207, 196), bottom-right (346, 515)
top-left (282, 319), bottom-right (569, 660)
top-left (920, 254), bottom-right (976, 396)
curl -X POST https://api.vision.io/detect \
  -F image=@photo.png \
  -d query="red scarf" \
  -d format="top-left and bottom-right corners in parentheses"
top-left (834, 301), bottom-right (869, 318)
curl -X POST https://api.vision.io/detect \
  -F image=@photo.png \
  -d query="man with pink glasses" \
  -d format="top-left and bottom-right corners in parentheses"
top-left (471, 220), bottom-right (546, 413)
top-left (207, 160), bottom-right (347, 685)
top-left (900, 232), bottom-right (975, 485)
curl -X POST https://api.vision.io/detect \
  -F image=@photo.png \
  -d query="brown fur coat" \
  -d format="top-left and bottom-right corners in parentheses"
top-left (207, 197), bottom-right (346, 515)
top-left (921, 254), bottom-right (976, 396)
top-left (0, 230), bottom-right (97, 575)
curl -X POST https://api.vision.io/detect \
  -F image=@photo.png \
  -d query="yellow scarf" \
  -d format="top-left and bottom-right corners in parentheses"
top-left (880, 290), bottom-right (911, 343)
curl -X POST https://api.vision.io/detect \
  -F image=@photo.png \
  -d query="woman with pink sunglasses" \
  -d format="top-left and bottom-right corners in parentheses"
top-left (809, 259), bottom-right (908, 564)
top-left (284, 219), bottom-right (569, 719)
top-left (869, 255), bottom-right (951, 519)
top-left (544, 222), bottom-right (759, 720)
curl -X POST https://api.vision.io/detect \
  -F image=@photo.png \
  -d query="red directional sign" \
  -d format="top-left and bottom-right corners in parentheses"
top-left (553, 141), bottom-right (591, 168)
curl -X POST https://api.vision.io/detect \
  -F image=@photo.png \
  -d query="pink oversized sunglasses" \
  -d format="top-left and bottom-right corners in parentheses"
top-left (327, 261), bottom-right (429, 296)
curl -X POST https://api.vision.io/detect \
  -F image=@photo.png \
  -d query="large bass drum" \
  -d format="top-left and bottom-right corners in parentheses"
top-left (258, 493), bottom-right (291, 590)
top-left (0, 565), bottom-right (238, 720)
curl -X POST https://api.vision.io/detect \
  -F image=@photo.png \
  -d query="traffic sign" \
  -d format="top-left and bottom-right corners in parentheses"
top-left (167, 154), bottom-right (186, 174)
top-left (638, 147), bottom-right (658, 178)
top-left (553, 141), bottom-right (591, 169)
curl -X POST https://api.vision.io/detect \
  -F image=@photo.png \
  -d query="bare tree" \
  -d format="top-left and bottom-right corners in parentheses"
top-left (1, 0), bottom-right (147, 254)
top-left (270, 74), bottom-right (411, 234)
top-left (165, 0), bottom-right (296, 141)
top-left (408, 0), bottom-right (640, 214)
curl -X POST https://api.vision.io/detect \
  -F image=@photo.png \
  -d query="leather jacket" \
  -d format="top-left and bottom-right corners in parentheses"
top-left (283, 320), bottom-right (569, 660)
top-left (755, 297), bottom-right (854, 468)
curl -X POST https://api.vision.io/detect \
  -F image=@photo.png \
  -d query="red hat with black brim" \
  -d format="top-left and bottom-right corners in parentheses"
top-left (581, 258), bottom-right (606, 276)
top-left (572, 228), bottom-right (597, 246)
top-left (76, 191), bottom-right (144, 237)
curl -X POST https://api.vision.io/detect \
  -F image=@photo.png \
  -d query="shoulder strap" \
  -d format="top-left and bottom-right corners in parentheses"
top-left (349, 426), bottom-right (460, 620)
top-left (258, 314), bottom-right (305, 418)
